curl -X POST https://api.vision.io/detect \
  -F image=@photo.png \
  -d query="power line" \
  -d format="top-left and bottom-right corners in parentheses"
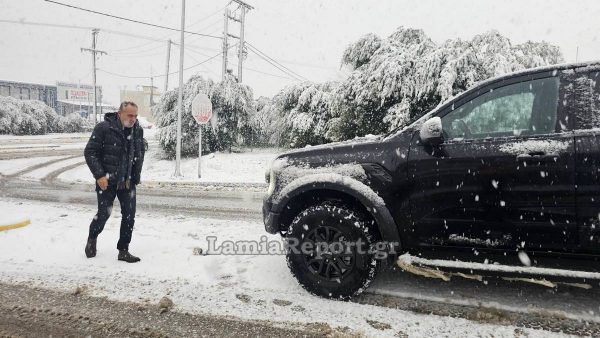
top-left (108, 42), bottom-right (169, 56)
top-left (187, 3), bottom-right (229, 30)
top-left (98, 45), bottom-right (236, 80)
top-left (185, 46), bottom-right (214, 58)
top-left (186, 43), bottom-right (297, 81)
top-left (0, 18), bottom-right (222, 58)
top-left (180, 42), bottom-right (221, 55)
top-left (0, 19), bottom-right (171, 44)
top-left (98, 53), bottom-right (217, 79)
top-left (185, 50), bottom-right (220, 78)
top-left (246, 47), bottom-right (305, 81)
top-left (248, 43), bottom-right (309, 81)
top-left (106, 35), bottom-right (171, 54)
top-left (246, 42), bottom-right (309, 81)
top-left (184, 18), bottom-right (224, 46)
top-left (98, 68), bottom-right (153, 79)
top-left (231, 62), bottom-right (299, 80)
top-left (270, 58), bottom-right (338, 71)
top-left (104, 50), bottom-right (166, 58)
top-left (44, 0), bottom-right (223, 40)
top-left (108, 2), bottom-right (229, 54)
top-left (5, 8), bottom-right (314, 84)
top-left (246, 48), bottom-right (303, 81)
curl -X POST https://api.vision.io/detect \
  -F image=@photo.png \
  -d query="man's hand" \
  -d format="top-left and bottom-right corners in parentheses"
top-left (97, 176), bottom-right (108, 190)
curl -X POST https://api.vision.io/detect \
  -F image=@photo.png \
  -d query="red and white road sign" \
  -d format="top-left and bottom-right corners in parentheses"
top-left (191, 93), bottom-right (213, 125)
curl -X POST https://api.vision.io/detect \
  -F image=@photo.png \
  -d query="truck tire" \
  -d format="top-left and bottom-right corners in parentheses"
top-left (285, 203), bottom-right (379, 300)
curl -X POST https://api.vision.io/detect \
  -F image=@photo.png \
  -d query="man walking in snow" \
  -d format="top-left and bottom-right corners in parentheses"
top-left (83, 101), bottom-right (145, 263)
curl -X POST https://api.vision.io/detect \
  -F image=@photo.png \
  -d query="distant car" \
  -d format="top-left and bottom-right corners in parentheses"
top-left (263, 61), bottom-right (600, 299)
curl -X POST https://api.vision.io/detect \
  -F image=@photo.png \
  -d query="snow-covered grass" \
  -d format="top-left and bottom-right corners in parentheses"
top-left (0, 197), bottom-right (572, 337)
top-left (140, 147), bottom-right (279, 184)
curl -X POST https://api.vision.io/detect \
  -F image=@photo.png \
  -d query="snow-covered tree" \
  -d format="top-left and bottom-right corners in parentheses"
top-left (153, 74), bottom-right (255, 158)
top-left (211, 76), bottom-right (255, 150)
top-left (247, 96), bottom-right (276, 146)
top-left (341, 33), bottom-right (382, 70)
top-left (258, 81), bottom-right (338, 148)
top-left (328, 27), bottom-right (564, 141)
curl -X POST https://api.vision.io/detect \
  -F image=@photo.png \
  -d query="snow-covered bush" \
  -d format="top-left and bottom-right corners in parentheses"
top-left (0, 95), bottom-right (91, 135)
top-left (59, 113), bottom-right (93, 133)
top-left (152, 74), bottom-right (255, 158)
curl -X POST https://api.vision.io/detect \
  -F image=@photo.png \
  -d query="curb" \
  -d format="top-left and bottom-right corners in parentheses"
top-left (0, 219), bottom-right (31, 232)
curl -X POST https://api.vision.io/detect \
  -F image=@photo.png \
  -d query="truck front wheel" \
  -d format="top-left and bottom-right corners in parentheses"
top-left (285, 203), bottom-right (379, 300)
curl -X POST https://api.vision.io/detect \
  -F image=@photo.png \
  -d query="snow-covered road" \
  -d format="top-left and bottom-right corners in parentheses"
top-left (0, 197), bottom-right (593, 337)
top-left (0, 133), bottom-right (88, 160)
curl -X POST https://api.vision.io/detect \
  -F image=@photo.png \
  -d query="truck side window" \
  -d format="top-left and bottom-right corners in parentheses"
top-left (572, 71), bottom-right (600, 130)
top-left (441, 77), bottom-right (559, 140)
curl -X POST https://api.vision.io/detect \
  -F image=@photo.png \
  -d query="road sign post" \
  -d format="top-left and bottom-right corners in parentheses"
top-left (191, 93), bottom-right (213, 178)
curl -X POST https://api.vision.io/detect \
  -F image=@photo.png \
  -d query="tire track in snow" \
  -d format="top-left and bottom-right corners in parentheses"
top-left (4, 155), bottom-right (80, 179)
top-left (41, 160), bottom-right (87, 186)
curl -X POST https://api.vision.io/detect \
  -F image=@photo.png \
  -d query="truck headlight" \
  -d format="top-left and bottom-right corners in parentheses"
top-left (267, 169), bottom-right (276, 195)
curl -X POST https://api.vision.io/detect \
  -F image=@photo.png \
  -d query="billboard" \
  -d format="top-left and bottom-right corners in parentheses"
top-left (56, 82), bottom-right (102, 103)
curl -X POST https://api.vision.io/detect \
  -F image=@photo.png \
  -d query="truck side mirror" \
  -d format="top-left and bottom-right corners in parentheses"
top-left (419, 117), bottom-right (443, 146)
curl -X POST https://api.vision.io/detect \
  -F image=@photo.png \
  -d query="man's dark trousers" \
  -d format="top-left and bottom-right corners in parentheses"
top-left (89, 184), bottom-right (136, 251)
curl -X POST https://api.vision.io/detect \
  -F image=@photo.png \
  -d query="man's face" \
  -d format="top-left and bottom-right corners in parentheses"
top-left (118, 105), bottom-right (138, 128)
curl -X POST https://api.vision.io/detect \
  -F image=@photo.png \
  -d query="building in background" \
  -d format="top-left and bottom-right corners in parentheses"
top-left (0, 80), bottom-right (116, 119)
top-left (0, 80), bottom-right (57, 110)
top-left (56, 82), bottom-right (116, 118)
top-left (120, 85), bottom-right (159, 123)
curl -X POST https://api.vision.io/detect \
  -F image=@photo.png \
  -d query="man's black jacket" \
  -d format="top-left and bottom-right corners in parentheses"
top-left (84, 113), bottom-right (145, 186)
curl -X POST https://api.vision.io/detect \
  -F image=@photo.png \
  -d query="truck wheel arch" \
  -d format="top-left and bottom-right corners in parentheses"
top-left (272, 174), bottom-right (402, 248)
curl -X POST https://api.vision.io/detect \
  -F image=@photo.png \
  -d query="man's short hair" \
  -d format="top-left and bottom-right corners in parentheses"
top-left (119, 101), bottom-right (138, 112)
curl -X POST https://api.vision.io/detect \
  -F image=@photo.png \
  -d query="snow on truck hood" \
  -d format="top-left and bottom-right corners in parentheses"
top-left (280, 134), bottom-right (383, 156)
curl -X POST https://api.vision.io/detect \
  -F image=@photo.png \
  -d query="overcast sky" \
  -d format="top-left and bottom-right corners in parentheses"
top-left (1, 0), bottom-right (599, 104)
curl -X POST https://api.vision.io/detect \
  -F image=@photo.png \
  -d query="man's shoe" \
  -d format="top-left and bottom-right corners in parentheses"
top-left (85, 237), bottom-right (97, 258)
top-left (118, 250), bottom-right (141, 263)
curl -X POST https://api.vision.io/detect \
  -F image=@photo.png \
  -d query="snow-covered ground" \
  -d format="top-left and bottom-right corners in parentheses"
top-left (0, 197), bottom-right (573, 337)
top-left (0, 132), bottom-right (89, 141)
top-left (0, 156), bottom-right (66, 176)
top-left (21, 156), bottom-right (84, 180)
top-left (57, 147), bottom-right (279, 185)
top-left (0, 128), bottom-right (281, 185)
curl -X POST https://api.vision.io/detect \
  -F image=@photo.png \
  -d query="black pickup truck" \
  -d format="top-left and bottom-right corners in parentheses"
top-left (263, 61), bottom-right (600, 299)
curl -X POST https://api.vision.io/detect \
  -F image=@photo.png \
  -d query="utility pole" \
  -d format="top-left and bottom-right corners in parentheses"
top-left (237, 6), bottom-right (247, 82)
top-left (164, 39), bottom-right (172, 92)
top-left (174, 0), bottom-right (186, 177)
top-left (222, 0), bottom-right (253, 82)
top-left (81, 29), bottom-right (106, 124)
top-left (221, 8), bottom-right (229, 81)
